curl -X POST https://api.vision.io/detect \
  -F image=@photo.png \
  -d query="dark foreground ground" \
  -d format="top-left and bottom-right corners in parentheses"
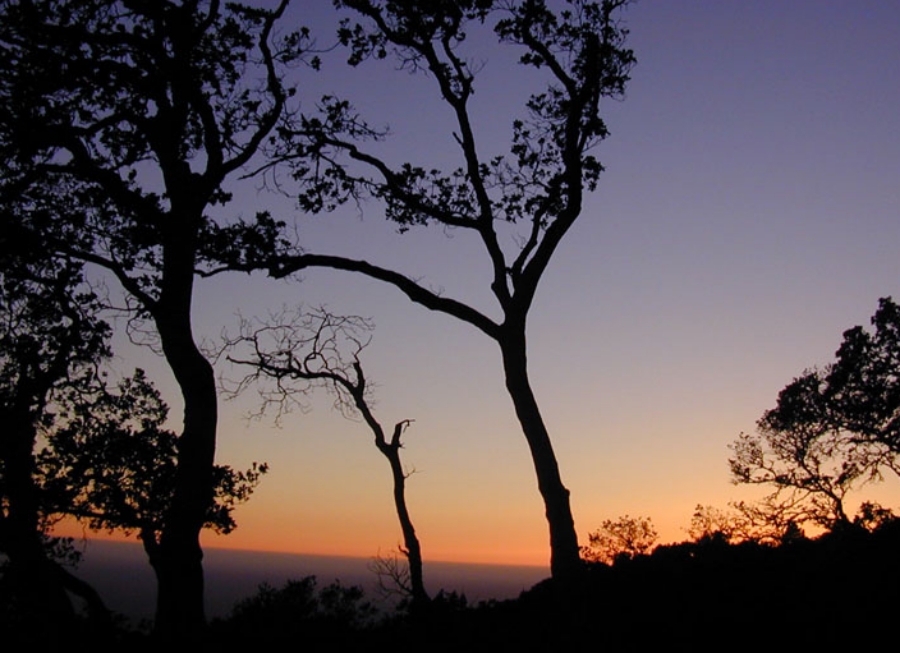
top-left (5, 523), bottom-right (899, 651)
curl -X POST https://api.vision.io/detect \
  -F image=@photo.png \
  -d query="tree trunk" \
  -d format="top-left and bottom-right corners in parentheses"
top-left (151, 315), bottom-right (216, 640)
top-left (499, 326), bottom-right (583, 582)
top-left (378, 438), bottom-right (430, 605)
top-left (150, 540), bottom-right (206, 642)
top-left (150, 230), bottom-right (218, 640)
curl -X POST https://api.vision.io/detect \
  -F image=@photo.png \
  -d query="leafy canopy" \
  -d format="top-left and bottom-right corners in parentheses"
top-left (0, 0), bottom-right (307, 301)
top-left (730, 297), bottom-right (900, 530)
top-left (40, 369), bottom-right (268, 550)
top-left (582, 514), bottom-right (657, 564)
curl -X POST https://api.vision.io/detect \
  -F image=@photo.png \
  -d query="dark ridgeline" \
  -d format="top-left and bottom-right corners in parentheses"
top-left (203, 522), bottom-right (900, 650)
top-left (65, 541), bottom-right (549, 623)
top-left (4, 521), bottom-right (898, 649)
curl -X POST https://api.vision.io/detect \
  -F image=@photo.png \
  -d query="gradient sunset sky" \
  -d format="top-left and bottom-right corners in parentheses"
top-left (62, 0), bottom-right (900, 568)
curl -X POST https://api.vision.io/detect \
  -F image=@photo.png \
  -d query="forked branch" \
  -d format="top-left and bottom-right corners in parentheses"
top-left (224, 306), bottom-right (430, 604)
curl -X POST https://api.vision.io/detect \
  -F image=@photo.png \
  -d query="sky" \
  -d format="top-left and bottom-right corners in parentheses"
top-left (59, 0), bottom-right (900, 569)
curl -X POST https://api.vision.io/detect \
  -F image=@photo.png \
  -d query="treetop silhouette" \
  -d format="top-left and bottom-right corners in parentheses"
top-left (730, 297), bottom-right (900, 532)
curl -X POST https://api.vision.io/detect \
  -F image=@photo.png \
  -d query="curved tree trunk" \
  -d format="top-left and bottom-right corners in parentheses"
top-left (152, 319), bottom-right (216, 640)
top-left (150, 230), bottom-right (218, 641)
top-left (499, 326), bottom-right (582, 582)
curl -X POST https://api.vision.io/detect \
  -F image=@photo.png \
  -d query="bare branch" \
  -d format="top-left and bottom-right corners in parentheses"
top-left (269, 254), bottom-right (500, 339)
top-left (222, 305), bottom-right (430, 603)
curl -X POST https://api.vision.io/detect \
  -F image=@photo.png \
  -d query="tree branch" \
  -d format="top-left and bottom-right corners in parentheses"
top-left (219, 0), bottom-right (291, 178)
top-left (270, 253), bottom-right (501, 339)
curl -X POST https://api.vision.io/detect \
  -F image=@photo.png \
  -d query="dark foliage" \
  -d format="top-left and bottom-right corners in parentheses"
top-left (0, 217), bottom-right (114, 639)
top-left (39, 370), bottom-right (267, 560)
top-left (581, 514), bottom-right (658, 564)
top-left (0, 0), bottom-right (308, 636)
top-left (209, 576), bottom-right (376, 648)
top-left (199, 523), bottom-right (899, 651)
top-left (731, 297), bottom-right (900, 530)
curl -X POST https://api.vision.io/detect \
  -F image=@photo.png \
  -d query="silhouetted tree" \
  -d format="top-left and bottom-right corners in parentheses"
top-left (237, 0), bottom-right (636, 583)
top-left (774, 297), bottom-right (900, 472)
top-left (1, 225), bottom-right (266, 640)
top-left (730, 297), bottom-right (900, 533)
top-left (0, 0), bottom-right (307, 637)
top-left (40, 369), bottom-right (267, 569)
top-left (368, 548), bottom-right (420, 604)
top-left (582, 515), bottom-right (657, 564)
top-left (226, 308), bottom-right (430, 606)
top-left (0, 227), bottom-right (112, 637)
top-left (729, 426), bottom-right (861, 530)
top-left (852, 500), bottom-right (897, 532)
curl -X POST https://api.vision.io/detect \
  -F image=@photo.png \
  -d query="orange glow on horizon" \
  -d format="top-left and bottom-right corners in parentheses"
top-left (50, 517), bottom-right (551, 568)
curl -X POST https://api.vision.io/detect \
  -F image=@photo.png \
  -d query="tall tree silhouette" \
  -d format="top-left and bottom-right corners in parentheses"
top-left (226, 308), bottom-right (430, 606)
top-left (239, 0), bottom-right (635, 581)
top-left (0, 0), bottom-right (306, 637)
top-left (0, 222), bottom-right (112, 638)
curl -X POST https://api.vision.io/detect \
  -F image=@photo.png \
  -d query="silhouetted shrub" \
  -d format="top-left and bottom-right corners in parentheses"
top-left (210, 576), bottom-right (375, 647)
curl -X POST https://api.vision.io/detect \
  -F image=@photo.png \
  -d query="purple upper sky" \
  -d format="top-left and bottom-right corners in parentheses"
top-left (89, 0), bottom-right (900, 566)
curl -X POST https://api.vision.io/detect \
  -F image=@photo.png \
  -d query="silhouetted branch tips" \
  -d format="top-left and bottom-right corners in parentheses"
top-left (368, 549), bottom-right (414, 601)
top-left (222, 306), bottom-right (376, 423)
top-left (223, 306), bottom-right (430, 605)
top-left (391, 419), bottom-right (414, 448)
